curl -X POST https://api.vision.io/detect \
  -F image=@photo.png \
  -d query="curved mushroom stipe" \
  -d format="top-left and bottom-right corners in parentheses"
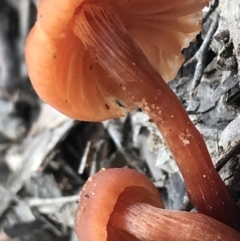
top-left (76, 168), bottom-right (240, 241)
top-left (110, 202), bottom-right (240, 241)
top-left (73, 3), bottom-right (240, 230)
top-left (75, 168), bottom-right (164, 241)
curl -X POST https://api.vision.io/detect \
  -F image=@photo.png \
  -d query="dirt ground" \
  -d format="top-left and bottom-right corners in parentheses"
top-left (0, 0), bottom-right (240, 240)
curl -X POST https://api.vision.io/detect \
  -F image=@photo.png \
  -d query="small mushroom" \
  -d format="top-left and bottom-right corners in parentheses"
top-left (76, 168), bottom-right (164, 241)
top-left (25, 0), bottom-right (240, 229)
top-left (76, 168), bottom-right (240, 241)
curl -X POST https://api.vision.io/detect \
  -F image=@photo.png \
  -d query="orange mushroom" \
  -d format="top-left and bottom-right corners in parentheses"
top-left (75, 168), bottom-right (240, 241)
top-left (25, 0), bottom-right (208, 121)
top-left (25, 0), bottom-right (240, 230)
top-left (75, 168), bottom-right (164, 241)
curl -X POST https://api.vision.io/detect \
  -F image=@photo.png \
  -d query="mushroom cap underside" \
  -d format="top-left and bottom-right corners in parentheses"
top-left (75, 168), bottom-right (163, 241)
top-left (26, 0), bottom-right (209, 121)
top-left (25, 22), bottom-right (136, 121)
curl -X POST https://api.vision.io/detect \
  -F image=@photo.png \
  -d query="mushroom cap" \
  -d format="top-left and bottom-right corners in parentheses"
top-left (25, 0), bottom-right (209, 121)
top-left (75, 168), bottom-right (163, 241)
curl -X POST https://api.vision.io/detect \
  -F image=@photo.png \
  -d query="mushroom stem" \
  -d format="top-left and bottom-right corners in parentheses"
top-left (109, 201), bottom-right (240, 241)
top-left (73, 3), bottom-right (240, 230)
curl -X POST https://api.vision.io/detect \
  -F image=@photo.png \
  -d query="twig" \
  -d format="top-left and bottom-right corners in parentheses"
top-left (78, 141), bottom-right (92, 174)
top-left (186, 13), bottom-right (219, 97)
top-left (215, 142), bottom-right (240, 172)
top-left (27, 195), bottom-right (79, 207)
top-left (202, 0), bottom-right (219, 24)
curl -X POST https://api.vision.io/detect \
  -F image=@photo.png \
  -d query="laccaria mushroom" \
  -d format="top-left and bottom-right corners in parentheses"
top-left (76, 168), bottom-right (240, 241)
top-left (25, 0), bottom-right (240, 229)
top-left (25, 0), bottom-right (208, 121)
